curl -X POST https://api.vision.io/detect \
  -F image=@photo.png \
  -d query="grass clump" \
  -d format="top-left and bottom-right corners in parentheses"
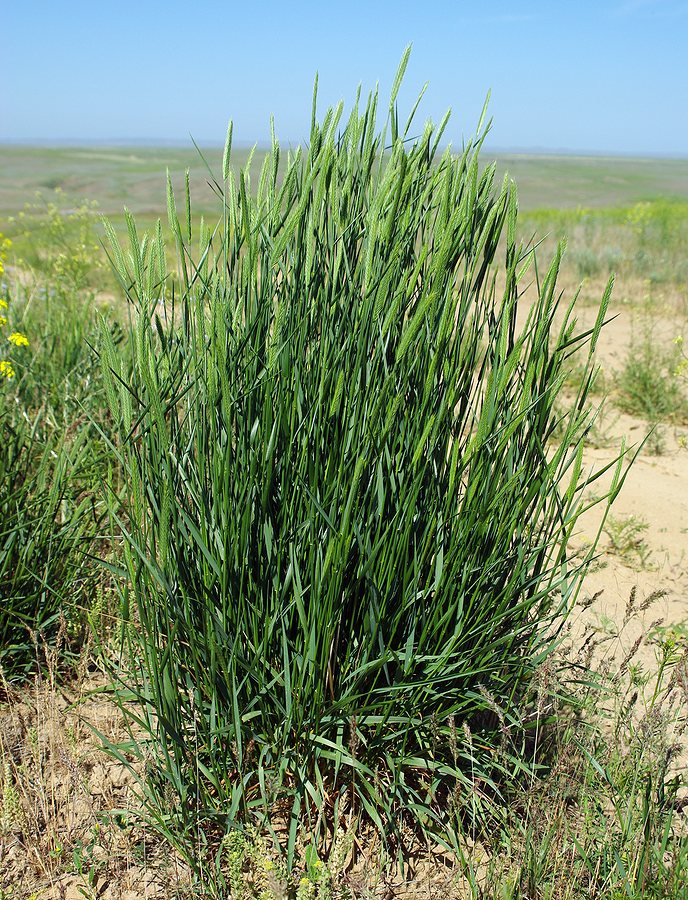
top-left (0, 216), bottom-right (121, 680)
top-left (100, 54), bottom-right (623, 888)
top-left (0, 415), bottom-right (95, 678)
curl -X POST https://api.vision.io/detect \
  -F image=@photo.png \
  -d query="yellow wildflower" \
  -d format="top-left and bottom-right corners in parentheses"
top-left (0, 317), bottom-right (7, 328)
top-left (0, 360), bottom-right (15, 378)
top-left (8, 332), bottom-right (29, 347)
top-left (0, 300), bottom-right (8, 309)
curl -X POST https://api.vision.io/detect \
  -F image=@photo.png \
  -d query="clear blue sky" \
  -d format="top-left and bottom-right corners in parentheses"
top-left (3, 0), bottom-right (687, 155)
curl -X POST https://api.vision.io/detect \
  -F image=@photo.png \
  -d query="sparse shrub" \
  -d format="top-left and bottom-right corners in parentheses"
top-left (644, 421), bottom-right (667, 456)
top-left (101, 54), bottom-right (623, 890)
top-left (572, 244), bottom-right (623, 280)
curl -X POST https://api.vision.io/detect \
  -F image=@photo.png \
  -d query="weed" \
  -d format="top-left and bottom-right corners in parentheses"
top-left (615, 325), bottom-right (688, 424)
top-left (644, 422), bottom-right (668, 456)
top-left (0, 759), bottom-right (22, 836)
top-left (9, 191), bottom-right (105, 295)
top-left (604, 513), bottom-right (653, 568)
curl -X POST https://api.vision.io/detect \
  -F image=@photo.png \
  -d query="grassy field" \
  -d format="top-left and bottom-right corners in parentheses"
top-left (1, 80), bottom-right (688, 899)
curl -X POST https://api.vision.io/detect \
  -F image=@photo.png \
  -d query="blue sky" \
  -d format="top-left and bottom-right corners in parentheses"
top-left (3, 0), bottom-right (686, 155)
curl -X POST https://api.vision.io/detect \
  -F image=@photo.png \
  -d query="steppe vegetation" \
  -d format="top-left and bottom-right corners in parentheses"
top-left (1, 58), bottom-right (688, 898)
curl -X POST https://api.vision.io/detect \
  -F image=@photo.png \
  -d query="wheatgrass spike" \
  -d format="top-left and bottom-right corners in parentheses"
top-left (590, 274), bottom-right (614, 357)
top-left (430, 107), bottom-right (452, 158)
top-left (390, 44), bottom-right (412, 109)
top-left (101, 218), bottom-right (128, 284)
top-left (311, 72), bottom-right (319, 138)
top-left (124, 208), bottom-right (142, 289)
top-left (222, 120), bottom-right (233, 181)
top-left (476, 89), bottom-right (492, 135)
top-left (185, 169), bottom-right (191, 242)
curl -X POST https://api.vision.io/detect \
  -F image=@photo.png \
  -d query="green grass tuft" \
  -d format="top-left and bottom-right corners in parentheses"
top-left (99, 64), bottom-right (624, 887)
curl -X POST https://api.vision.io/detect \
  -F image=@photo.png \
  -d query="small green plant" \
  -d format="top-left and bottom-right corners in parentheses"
top-left (604, 513), bottom-right (653, 567)
top-left (71, 822), bottom-right (105, 894)
top-left (220, 828), bottom-right (288, 899)
top-left (296, 845), bottom-right (331, 900)
top-left (648, 620), bottom-right (688, 667)
top-left (616, 326), bottom-right (688, 424)
top-left (0, 759), bottom-right (23, 835)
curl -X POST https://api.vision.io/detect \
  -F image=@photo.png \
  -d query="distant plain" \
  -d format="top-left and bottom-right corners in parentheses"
top-left (1, 144), bottom-right (687, 219)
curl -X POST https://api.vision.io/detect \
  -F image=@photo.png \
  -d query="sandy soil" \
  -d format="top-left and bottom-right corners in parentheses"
top-left (564, 282), bottom-right (688, 657)
top-left (0, 674), bottom-right (190, 898)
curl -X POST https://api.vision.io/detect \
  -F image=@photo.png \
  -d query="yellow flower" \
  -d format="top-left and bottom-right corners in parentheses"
top-left (0, 317), bottom-right (7, 328)
top-left (0, 299), bottom-right (8, 309)
top-left (8, 332), bottom-right (29, 347)
top-left (0, 360), bottom-right (15, 378)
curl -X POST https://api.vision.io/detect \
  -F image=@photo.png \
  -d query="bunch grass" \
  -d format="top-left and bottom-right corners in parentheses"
top-left (100, 54), bottom-right (625, 887)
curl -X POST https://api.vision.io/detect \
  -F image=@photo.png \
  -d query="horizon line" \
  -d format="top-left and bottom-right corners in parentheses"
top-left (0, 137), bottom-right (687, 162)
